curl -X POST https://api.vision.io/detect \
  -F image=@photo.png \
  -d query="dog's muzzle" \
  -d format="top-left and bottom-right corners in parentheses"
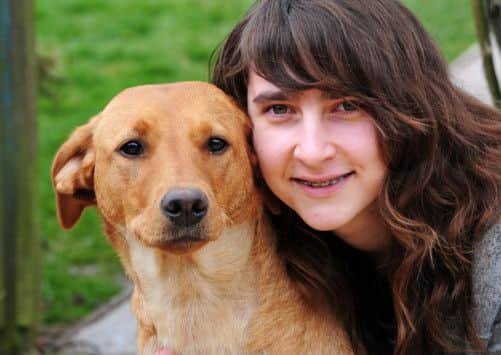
top-left (160, 188), bottom-right (208, 227)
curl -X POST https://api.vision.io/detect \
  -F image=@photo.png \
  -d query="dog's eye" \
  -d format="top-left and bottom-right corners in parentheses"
top-left (206, 137), bottom-right (228, 154)
top-left (119, 140), bottom-right (144, 157)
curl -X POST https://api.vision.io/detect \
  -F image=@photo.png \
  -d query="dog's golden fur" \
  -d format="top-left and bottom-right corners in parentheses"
top-left (52, 82), bottom-right (353, 354)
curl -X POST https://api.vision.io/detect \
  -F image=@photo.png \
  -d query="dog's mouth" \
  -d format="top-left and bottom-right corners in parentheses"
top-left (134, 216), bottom-right (216, 255)
top-left (162, 235), bottom-right (206, 250)
top-left (151, 232), bottom-right (209, 255)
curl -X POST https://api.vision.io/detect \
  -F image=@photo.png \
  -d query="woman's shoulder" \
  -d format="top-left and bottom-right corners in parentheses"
top-left (472, 223), bottom-right (501, 351)
top-left (473, 223), bottom-right (501, 272)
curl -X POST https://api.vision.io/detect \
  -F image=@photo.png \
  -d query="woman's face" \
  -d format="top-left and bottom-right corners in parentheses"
top-left (247, 70), bottom-right (390, 251)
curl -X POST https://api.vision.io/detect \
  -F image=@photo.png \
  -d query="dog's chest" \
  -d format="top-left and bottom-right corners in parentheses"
top-left (126, 226), bottom-right (261, 354)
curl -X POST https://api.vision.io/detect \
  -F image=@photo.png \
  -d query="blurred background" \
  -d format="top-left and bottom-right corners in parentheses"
top-left (34, 0), bottom-right (477, 342)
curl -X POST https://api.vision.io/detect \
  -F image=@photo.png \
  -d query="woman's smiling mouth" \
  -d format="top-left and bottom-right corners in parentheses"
top-left (293, 172), bottom-right (355, 188)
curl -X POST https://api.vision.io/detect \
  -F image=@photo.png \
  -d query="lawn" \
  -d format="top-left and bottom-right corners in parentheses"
top-left (404, 0), bottom-right (478, 61)
top-left (36, 0), bottom-right (477, 326)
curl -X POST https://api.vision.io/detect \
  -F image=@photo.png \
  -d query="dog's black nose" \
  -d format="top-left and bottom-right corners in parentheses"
top-left (160, 188), bottom-right (209, 227)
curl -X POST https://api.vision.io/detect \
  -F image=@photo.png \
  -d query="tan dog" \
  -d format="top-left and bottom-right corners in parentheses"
top-left (51, 82), bottom-right (353, 354)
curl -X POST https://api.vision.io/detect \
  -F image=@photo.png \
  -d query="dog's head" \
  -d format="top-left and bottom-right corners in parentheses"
top-left (52, 82), bottom-right (260, 254)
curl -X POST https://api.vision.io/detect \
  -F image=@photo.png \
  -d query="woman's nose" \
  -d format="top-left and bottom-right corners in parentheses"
top-left (292, 121), bottom-right (336, 167)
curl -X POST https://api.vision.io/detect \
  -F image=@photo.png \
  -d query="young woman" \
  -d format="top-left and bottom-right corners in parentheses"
top-left (207, 0), bottom-right (501, 354)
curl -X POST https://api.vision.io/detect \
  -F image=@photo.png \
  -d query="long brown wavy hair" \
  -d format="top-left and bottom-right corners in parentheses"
top-left (210, 0), bottom-right (501, 353)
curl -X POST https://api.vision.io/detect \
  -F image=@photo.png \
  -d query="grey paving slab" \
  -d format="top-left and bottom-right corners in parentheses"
top-left (57, 285), bottom-right (137, 355)
top-left (70, 299), bottom-right (137, 355)
top-left (449, 43), bottom-right (501, 105)
top-left (62, 43), bottom-right (498, 355)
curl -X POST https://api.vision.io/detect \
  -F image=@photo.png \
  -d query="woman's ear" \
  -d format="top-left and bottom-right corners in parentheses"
top-left (51, 115), bottom-right (100, 229)
top-left (252, 159), bottom-right (282, 215)
top-left (246, 125), bottom-right (282, 216)
top-left (257, 176), bottom-right (282, 215)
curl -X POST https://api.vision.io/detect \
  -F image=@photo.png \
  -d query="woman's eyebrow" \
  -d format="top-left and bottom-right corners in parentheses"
top-left (252, 90), bottom-right (293, 103)
top-left (322, 91), bottom-right (339, 100)
top-left (252, 90), bottom-right (344, 103)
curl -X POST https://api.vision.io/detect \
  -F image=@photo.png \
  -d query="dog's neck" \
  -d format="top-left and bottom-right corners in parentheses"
top-left (121, 219), bottom-right (262, 353)
top-left (124, 219), bottom-right (258, 291)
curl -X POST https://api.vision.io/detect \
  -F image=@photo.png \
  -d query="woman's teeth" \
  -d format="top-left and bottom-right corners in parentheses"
top-left (297, 173), bottom-right (352, 187)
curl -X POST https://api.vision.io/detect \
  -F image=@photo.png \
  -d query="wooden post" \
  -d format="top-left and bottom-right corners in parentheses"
top-left (487, 0), bottom-right (501, 49)
top-left (0, 0), bottom-right (39, 353)
top-left (471, 0), bottom-right (501, 107)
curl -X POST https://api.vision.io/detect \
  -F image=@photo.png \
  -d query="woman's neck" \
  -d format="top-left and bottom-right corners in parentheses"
top-left (333, 204), bottom-right (392, 256)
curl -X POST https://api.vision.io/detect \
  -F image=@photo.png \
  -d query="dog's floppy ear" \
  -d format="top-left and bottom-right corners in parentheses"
top-left (51, 115), bottom-right (100, 229)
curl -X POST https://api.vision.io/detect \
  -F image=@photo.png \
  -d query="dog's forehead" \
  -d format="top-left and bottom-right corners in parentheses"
top-left (100, 82), bottom-right (245, 128)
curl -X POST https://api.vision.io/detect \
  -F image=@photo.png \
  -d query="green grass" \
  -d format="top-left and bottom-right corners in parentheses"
top-left (36, 0), bottom-right (477, 326)
top-left (402, 0), bottom-right (477, 62)
top-left (37, 0), bottom-right (255, 325)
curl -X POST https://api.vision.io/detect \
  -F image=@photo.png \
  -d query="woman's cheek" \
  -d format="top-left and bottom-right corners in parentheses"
top-left (253, 125), bottom-right (291, 164)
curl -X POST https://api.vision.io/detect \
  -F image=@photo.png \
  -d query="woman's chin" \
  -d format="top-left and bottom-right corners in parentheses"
top-left (296, 210), bottom-right (345, 232)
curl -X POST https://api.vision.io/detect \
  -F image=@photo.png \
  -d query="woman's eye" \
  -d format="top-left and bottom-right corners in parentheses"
top-left (337, 100), bottom-right (358, 113)
top-left (119, 140), bottom-right (144, 157)
top-left (269, 104), bottom-right (290, 115)
top-left (206, 137), bottom-right (229, 154)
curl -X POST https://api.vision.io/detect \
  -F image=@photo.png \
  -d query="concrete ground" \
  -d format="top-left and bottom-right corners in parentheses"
top-left (55, 43), bottom-right (499, 355)
top-left (450, 44), bottom-right (500, 106)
